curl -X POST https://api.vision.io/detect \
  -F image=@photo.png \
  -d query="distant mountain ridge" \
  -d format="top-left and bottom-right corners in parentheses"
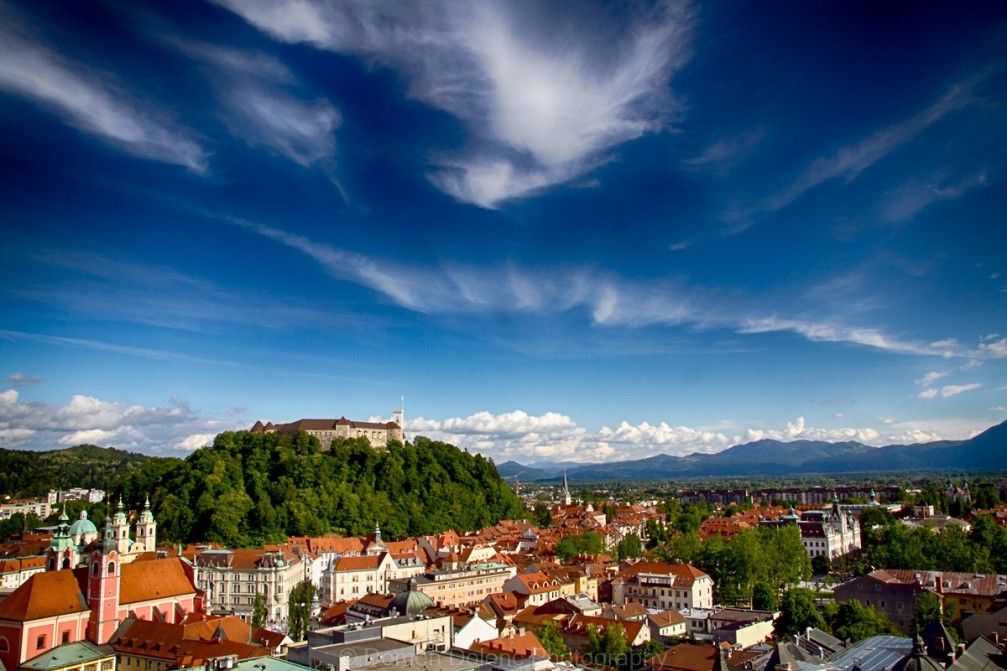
top-left (518, 419), bottom-right (1007, 481)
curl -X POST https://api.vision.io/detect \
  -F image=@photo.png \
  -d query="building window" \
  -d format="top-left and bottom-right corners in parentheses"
top-left (108, 562), bottom-right (116, 575)
top-left (62, 631), bottom-right (70, 644)
top-left (37, 634), bottom-right (46, 650)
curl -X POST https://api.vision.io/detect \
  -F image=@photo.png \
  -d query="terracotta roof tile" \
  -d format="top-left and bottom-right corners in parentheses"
top-left (0, 570), bottom-right (88, 621)
top-left (120, 558), bottom-right (197, 603)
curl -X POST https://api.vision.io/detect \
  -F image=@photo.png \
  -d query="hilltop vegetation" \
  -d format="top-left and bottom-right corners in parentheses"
top-left (0, 444), bottom-right (150, 497)
top-left (112, 431), bottom-right (526, 547)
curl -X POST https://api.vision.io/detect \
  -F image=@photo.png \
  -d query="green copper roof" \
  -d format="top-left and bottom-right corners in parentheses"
top-left (20, 641), bottom-right (114, 671)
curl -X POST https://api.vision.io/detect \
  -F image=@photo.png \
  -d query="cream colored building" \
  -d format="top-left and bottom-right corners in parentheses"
top-left (194, 547), bottom-right (305, 621)
top-left (612, 561), bottom-right (714, 611)
top-left (389, 562), bottom-right (515, 608)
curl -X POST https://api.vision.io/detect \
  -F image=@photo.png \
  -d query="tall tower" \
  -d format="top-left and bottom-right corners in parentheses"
top-left (563, 471), bottom-right (572, 506)
top-left (112, 497), bottom-right (130, 554)
top-left (392, 396), bottom-right (405, 442)
top-left (135, 497), bottom-right (157, 553)
top-left (86, 515), bottom-right (121, 644)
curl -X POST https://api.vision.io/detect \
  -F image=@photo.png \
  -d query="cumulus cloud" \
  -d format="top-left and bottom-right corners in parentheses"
top-left (0, 7), bottom-right (207, 172)
top-left (0, 389), bottom-right (243, 453)
top-left (978, 337), bottom-right (1007, 358)
top-left (213, 0), bottom-right (694, 207)
top-left (403, 410), bottom-right (970, 463)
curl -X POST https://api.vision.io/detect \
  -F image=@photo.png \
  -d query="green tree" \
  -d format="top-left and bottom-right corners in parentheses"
top-left (533, 504), bottom-right (553, 528)
top-left (616, 533), bottom-right (643, 560)
top-left (758, 525), bottom-right (811, 592)
top-left (585, 623), bottom-right (630, 669)
top-left (774, 588), bottom-right (826, 637)
top-left (252, 592), bottom-right (267, 629)
top-left (555, 531), bottom-right (605, 561)
top-left (914, 590), bottom-right (957, 634)
top-left (823, 601), bottom-right (895, 641)
top-left (538, 620), bottom-right (569, 658)
top-left (288, 580), bottom-right (316, 641)
top-left (811, 554), bottom-right (831, 577)
top-left (752, 582), bottom-right (776, 611)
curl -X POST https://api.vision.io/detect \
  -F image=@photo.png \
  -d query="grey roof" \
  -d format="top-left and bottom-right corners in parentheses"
top-left (235, 658), bottom-right (314, 671)
top-left (795, 636), bottom-right (913, 671)
top-left (947, 637), bottom-right (1007, 671)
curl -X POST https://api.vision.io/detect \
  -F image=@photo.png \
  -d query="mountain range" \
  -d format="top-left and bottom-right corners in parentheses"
top-left (497, 418), bottom-right (1007, 481)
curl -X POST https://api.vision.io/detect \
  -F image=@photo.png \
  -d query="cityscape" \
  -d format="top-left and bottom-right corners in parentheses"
top-left (2, 2), bottom-right (1007, 671)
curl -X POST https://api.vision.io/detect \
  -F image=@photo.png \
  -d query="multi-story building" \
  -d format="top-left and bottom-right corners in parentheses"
top-left (388, 562), bottom-right (515, 609)
top-left (502, 571), bottom-right (563, 607)
top-left (46, 489), bottom-right (105, 505)
top-left (0, 497), bottom-right (50, 520)
top-left (250, 408), bottom-right (404, 450)
top-left (835, 569), bottom-right (1007, 634)
top-left (799, 497), bottom-right (861, 561)
top-left (611, 560), bottom-right (714, 611)
top-left (321, 552), bottom-right (396, 604)
top-left (193, 547), bottom-right (305, 622)
top-left (0, 556), bottom-right (46, 591)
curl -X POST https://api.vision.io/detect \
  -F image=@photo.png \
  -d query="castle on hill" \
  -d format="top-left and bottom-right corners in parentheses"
top-left (250, 407), bottom-right (404, 449)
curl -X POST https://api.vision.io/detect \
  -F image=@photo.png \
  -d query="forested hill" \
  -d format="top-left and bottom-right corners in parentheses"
top-left (114, 432), bottom-right (526, 547)
top-left (0, 444), bottom-right (150, 497)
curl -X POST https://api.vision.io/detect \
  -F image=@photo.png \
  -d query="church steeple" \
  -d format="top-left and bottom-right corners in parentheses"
top-left (562, 471), bottom-right (572, 506)
top-left (135, 496), bottom-right (157, 553)
top-left (87, 513), bottom-right (121, 644)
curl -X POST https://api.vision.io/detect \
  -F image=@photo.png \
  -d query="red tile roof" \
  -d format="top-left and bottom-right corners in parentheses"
top-left (0, 570), bottom-right (88, 621)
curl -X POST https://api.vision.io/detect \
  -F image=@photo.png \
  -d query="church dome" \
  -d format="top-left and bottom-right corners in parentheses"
top-left (69, 510), bottom-right (98, 536)
top-left (390, 583), bottom-right (434, 617)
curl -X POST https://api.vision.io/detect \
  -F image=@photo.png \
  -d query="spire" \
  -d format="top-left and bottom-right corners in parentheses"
top-left (562, 471), bottom-right (572, 506)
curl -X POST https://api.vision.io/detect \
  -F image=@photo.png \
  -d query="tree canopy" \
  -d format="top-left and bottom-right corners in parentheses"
top-left (111, 431), bottom-right (526, 546)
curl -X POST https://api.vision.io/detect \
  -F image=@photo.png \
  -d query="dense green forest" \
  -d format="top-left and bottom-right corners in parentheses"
top-left (0, 444), bottom-right (150, 497)
top-left (108, 431), bottom-right (526, 547)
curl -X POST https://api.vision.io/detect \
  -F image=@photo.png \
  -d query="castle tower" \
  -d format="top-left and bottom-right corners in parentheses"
top-left (86, 515), bottom-right (121, 644)
top-left (135, 496), bottom-right (157, 553)
top-left (112, 497), bottom-right (130, 554)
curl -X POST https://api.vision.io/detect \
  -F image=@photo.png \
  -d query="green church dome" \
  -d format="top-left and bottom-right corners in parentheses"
top-left (390, 584), bottom-right (434, 617)
top-left (68, 510), bottom-right (98, 536)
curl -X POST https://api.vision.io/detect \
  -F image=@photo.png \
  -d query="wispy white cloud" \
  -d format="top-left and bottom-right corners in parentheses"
top-left (235, 217), bottom-right (964, 358)
top-left (9, 248), bottom-right (367, 335)
top-left (919, 383), bottom-right (982, 399)
top-left (880, 171), bottom-right (988, 222)
top-left (916, 371), bottom-right (951, 386)
top-left (0, 389), bottom-right (242, 453)
top-left (726, 77), bottom-right (983, 231)
top-left (9, 371), bottom-right (43, 387)
top-left (0, 6), bottom-right (207, 173)
top-left (682, 129), bottom-right (763, 171)
top-left (171, 39), bottom-right (340, 169)
top-left (213, 0), bottom-right (694, 207)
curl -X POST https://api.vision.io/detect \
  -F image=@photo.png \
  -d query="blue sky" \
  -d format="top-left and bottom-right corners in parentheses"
top-left (1, 0), bottom-right (1005, 463)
